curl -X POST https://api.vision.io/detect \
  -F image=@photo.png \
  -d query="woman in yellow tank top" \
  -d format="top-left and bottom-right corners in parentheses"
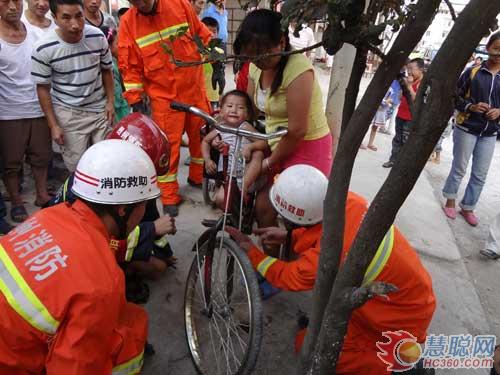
top-left (234, 9), bottom-right (332, 227)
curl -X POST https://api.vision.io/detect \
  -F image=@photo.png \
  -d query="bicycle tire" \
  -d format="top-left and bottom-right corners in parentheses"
top-left (184, 235), bottom-right (263, 375)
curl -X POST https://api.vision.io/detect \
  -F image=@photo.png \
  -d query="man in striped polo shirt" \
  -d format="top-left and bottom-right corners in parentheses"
top-left (32, 0), bottom-right (114, 172)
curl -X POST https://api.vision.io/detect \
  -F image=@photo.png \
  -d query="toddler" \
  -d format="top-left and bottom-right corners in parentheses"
top-left (202, 90), bottom-right (264, 208)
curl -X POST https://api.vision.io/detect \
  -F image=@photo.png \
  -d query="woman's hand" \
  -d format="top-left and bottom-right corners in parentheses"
top-left (470, 102), bottom-right (491, 113)
top-left (486, 108), bottom-right (500, 121)
top-left (242, 144), bottom-right (253, 161)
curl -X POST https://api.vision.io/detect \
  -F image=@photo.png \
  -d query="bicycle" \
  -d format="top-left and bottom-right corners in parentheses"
top-left (170, 101), bottom-right (287, 375)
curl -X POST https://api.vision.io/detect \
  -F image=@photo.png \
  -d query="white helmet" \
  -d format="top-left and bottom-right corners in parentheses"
top-left (72, 139), bottom-right (161, 204)
top-left (269, 164), bottom-right (328, 225)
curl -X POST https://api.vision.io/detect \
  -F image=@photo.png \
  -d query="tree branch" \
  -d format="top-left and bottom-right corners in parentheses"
top-left (168, 40), bottom-right (326, 67)
top-left (306, 0), bottom-right (500, 374)
top-left (443, 0), bottom-right (457, 21)
top-left (298, 0), bottom-right (443, 373)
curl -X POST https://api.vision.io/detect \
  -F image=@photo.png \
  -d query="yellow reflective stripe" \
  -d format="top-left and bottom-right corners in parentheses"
top-left (154, 235), bottom-right (168, 248)
top-left (125, 226), bottom-right (140, 262)
top-left (256, 256), bottom-right (278, 277)
top-left (62, 178), bottom-right (69, 201)
top-left (112, 350), bottom-right (144, 375)
top-left (124, 82), bottom-right (143, 90)
top-left (190, 157), bottom-right (204, 165)
top-left (135, 22), bottom-right (189, 48)
top-left (158, 173), bottom-right (177, 183)
top-left (363, 226), bottom-right (395, 285)
top-left (0, 244), bottom-right (59, 334)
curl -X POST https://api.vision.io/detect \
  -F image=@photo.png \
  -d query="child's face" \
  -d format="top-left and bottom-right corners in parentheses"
top-left (207, 25), bottom-right (218, 38)
top-left (221, 95), bottom-right (248, 126)
top-left (110, 37), bottom-right (118, 58)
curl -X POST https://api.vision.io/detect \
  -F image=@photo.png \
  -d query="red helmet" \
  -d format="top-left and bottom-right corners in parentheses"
top-left (107, 113), bottom-right (170, 176)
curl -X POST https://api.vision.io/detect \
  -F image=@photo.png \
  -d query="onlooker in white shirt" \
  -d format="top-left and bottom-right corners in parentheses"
top-left (21, 0), bottom-right (57, 42)
top-left (83, 0), bottom-right (116, 31)
top-left (0, 0), bottom-right (52, 222)
top-left (32, 0), bottom-right (115, 172)
top-left (288, 22), bottom-right (315, 60)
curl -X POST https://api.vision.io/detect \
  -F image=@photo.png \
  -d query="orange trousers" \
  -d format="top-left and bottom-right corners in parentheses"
top-left (295, 328), bottom-right (392, 375)
top-left (151, 99), bottom-right (209, 205)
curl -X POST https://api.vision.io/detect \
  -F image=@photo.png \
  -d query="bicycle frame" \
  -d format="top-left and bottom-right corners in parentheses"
top-left (171, 101), bottom-right (287, 308)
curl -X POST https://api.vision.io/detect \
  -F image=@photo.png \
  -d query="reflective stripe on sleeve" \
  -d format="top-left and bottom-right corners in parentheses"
top-left (112, 350), bottom-right (144, 375)
top-left (125, 227), bottom-right (140, 262)
top-left (256, 256), bottom-right (278, 278)
top-left (363, 226), bottom-right (395, 285)
top-left (0, 244), bottom-right (60, 334)
top-left (135, 22), bottom-right (189, 48)
top-left (154, 235), bottom-right (168, 248)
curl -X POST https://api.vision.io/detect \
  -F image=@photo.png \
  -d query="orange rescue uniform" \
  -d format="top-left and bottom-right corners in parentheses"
top-left (247, 192), bottom-right (436, 374)
top-left (0, 201), bottom-right (147, 375)
top-left (118, 0), bottom-right (212, 205)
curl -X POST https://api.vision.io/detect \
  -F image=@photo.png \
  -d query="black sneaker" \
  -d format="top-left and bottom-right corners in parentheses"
top-left (382, 161), bottom-right (394, 168)
top-left (0, 218), bottom-right (13, 235)
top-left (163, 204), bottom-right (179, 217)
top-left (480, 249), bottom-right (500, 260)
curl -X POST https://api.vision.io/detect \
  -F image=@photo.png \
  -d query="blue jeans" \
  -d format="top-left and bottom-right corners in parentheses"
top-left (442, 128), bottom-right (496, 210)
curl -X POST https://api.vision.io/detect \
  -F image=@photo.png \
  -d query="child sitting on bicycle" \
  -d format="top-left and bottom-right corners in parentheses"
top-left (201, 90), bottom-right (264, 208)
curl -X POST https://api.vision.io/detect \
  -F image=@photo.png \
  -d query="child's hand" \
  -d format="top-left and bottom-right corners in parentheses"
top-left (242, 144), bottom-right (253, 161)
top-left (205, 159), bottom-right (217, 174)
top-left (211, 138), bottom-right (226, 152)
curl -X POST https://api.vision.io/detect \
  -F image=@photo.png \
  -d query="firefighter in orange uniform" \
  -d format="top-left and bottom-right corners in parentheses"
top-left (0, 140), bottom-right (158, 374)
top-left (226, 164), bottom-right (436, 374)
top-left (118, 0), bottom-right (212, 217)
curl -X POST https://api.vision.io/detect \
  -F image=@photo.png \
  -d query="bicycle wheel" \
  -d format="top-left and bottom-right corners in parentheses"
top-left (184, 235), bottom-right (263, 375)
top-left (202, 177), bottom-right (218, 206)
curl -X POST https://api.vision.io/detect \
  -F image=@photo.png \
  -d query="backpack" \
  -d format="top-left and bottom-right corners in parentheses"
top-left (456, 65), bottom-right (482, 125)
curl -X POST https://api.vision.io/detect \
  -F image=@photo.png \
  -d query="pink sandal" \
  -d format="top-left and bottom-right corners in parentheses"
top-left (460, 210), bottom-right (478, 227)
top-left (442, 206), bottom-right (457, 220)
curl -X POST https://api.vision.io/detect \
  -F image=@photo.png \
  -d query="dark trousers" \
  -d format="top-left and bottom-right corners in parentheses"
top-left (0, 193), bottom-right (5, 219)
top-left (389, 117), bottom-right (412, 163)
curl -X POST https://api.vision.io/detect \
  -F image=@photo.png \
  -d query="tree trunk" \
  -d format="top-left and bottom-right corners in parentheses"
top-left (298, 0), bottom-right (443, 373)
top-left (325, 44), bottom-right (356, 157)
top-left (305, 0), bottom-right (500, 374)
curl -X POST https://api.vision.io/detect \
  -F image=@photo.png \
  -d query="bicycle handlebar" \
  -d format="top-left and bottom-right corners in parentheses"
top-left (170, 101), bottom-right (287, 141)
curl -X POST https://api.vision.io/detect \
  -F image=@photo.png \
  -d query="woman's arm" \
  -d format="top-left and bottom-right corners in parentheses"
top-left (266, 70), bottom-right (314, 169)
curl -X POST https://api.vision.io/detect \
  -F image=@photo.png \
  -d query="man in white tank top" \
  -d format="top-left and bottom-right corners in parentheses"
top-left (21, 0), bottom-right (57, 42)
top-left (0, 0), bottom-right (52, 223)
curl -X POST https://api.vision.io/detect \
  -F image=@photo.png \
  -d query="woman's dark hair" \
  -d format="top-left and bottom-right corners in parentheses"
top-left (220, 89), bottom-right (255, 121)
top-left (486, 31), bottom-right (500, 49)
top-left (101, 26), bottom-right (117, 45)
top-left (233, 9), bottom-right (291, 96)
top-left (49, 0), bottom-right (83, 16)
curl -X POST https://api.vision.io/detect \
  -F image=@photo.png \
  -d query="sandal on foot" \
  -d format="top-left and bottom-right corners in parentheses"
top-left (460, 210), bottom-right (478, 226)
top-left (10, 205), bottom-right (28, 223)
top-left (442, 206), bottom-right (457, 219)
top-left (367, 145), bottom-right (378, 151)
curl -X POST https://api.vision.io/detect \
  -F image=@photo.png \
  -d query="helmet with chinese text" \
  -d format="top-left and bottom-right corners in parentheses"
top-left (269, 164), bottom-right (328, 225)
top-left (71, 139), bottom-right (161, 204)
top-left (107, 113), bottom-right (171, 176)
